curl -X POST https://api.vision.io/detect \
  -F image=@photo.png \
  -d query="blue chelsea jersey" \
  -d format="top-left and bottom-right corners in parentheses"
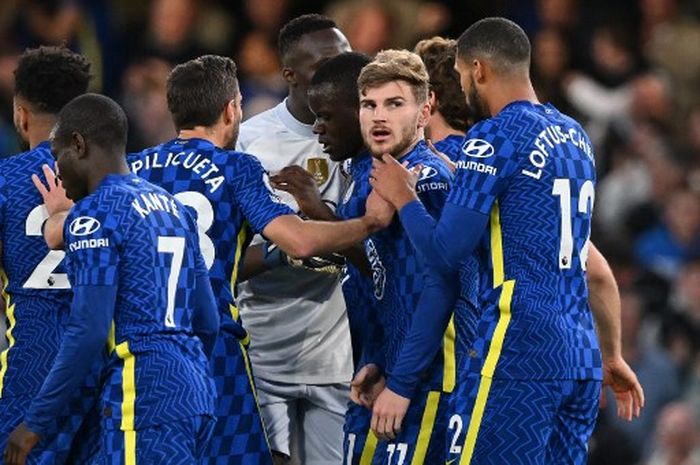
top-left (63, 173), bottom-right (215, 429)
top-left (449, 101), bottom-right (602, 380)
top-left (127, 139), bottom-right (293, 337)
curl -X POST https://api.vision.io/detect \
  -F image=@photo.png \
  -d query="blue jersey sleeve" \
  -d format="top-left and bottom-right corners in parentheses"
top-left (386, 203), bottom-right (489, 397)
top-left (448, 120), bottom-right (519, 214)
top-left (25, 284), bottom-right (115, 435)
top-left (234, 155), bottom-right (294, 233)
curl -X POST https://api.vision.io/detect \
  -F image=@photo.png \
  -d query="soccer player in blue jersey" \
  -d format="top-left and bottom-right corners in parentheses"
top-left (126, 54), bottom-right (390, 465)
top-left (368, 18), bottom-right (644, 465)
top-left (351, 49), bottom-right (465, 465)
top-left (127, 54), bottom-right (288, 465)
top-left (269, 52), bottom-right (382, 465)
top-left (414, 36), bottom-right (471, 163)
top-left (0, 46), bottom-right (97, 465)
top-left (5, 93), bottom-right (221, 464)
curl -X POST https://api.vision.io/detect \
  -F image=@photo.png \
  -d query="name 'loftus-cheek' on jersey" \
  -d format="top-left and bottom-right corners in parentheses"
top-left (449, 101), bottom-right (601, 381)
top-left (63, 173), bottom-right (215, 430)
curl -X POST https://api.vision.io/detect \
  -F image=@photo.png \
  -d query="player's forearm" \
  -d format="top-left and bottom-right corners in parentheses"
top-left (587, 243), bottom-right (622, 359)
top-left (24, 285), bottom-right (114, 435)
top-left (387, 272), bottom-right (459, 398)
top-left (43, 211), bottom-right (68, 250)
top-left (264, 214), bottom-right (380, 259)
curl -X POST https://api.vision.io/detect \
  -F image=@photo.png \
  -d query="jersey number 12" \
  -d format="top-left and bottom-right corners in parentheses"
top-left (552, 179), bottom-right (594, 271)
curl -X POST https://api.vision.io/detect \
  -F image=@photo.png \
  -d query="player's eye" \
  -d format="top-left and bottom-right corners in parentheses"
top-left (360, 101), bottom-right (375, 110)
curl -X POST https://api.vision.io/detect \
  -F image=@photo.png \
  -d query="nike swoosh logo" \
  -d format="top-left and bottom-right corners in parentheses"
top-left (445, 460), bottom-right (457, 465)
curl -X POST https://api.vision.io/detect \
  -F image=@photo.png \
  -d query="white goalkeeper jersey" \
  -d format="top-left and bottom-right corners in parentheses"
top-left (236, 100), bottom-right (352, 384)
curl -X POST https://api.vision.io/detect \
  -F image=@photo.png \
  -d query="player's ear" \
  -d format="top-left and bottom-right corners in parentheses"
top-left (417, 98), bottom-right (431, 128)
top-left (428, 91), bottom-right (437, 115)
top-left (282, 67), bottom-right (296, 86)
top-left (473, 59), bottom-right (486, 84)
top-left (223, 99), bottom-right (235, 125)
top-left (15, 103), bottom-right (29, 134)
top-left (71, 132), bottom-right (87, 159)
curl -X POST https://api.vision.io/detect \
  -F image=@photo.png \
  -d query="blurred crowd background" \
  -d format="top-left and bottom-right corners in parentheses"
top-left (1, 0), bottom-right (700, 463)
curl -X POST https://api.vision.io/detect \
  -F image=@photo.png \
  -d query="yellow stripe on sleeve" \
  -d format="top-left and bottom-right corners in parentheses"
top-left (115, 341), bottom-right (136, 431)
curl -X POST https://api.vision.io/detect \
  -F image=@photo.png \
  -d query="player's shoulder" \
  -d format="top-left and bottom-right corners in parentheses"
top-left (0, 141), bottom-right (53, 173)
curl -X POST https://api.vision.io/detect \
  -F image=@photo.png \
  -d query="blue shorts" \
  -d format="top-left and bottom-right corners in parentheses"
top-left (201, 331), bottom-right (273, 465)
top-left (343, 401), bottom-right (378, 465)
top-left (99, 415), bottom-right (213, 464)
top-left (446, 374), bottom-right (601, 465)
top-left (0, 387), bottom-right (100, 465)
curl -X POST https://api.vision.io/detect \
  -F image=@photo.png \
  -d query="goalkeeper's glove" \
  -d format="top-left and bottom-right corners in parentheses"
top-left (262, 241), bottom-right (345, 274)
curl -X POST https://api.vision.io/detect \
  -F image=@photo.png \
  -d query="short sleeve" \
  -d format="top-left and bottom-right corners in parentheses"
top-left (63, 205), bottom-right (121, 286)
top-left (233, 155), bottom-right (294, 233)
top-left (447, 120), bottom-right (519, 215)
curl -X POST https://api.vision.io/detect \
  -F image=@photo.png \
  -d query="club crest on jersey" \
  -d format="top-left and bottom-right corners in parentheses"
top-left (417, 166), bottom-right (438, 181)
top-left (307, 158), bottom-right (329, 186)
top-left (69, 216), bottom-right (101, 236)
top-left (462, 138), bottom-right (495, 158)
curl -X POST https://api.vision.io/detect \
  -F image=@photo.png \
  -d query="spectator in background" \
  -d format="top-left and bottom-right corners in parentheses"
top-left (238, 31), bottom-right (287, 118)
top-left (531, 27), bottom-right (575, 115)
top-left (645, 402), bottom-right (700, 465)
top-left (0, 44), bottom-right (20, 157)
top-left (635, 188), bottom-right (700, 281)
top-left (121, 58), bottom-right (175, 151)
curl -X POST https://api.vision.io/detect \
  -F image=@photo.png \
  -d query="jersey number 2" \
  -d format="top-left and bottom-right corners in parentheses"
top-left (552, 179), bottom-right (594, 270)
top-left (23, 205), bottom-right (69, 289)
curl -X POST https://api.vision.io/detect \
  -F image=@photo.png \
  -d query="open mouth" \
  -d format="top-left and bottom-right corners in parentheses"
top-left (371, 127), bottom-right (392, 143)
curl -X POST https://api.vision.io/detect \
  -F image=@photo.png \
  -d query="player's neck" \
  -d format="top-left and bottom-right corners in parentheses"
top-left (88, 157), bottom-right (131, 194)
top-left (487, 79), bottom-right (539, 117)
top-left (26, 116), bottom-right (57, 149)
top-left (178, 127), bottom-right (226, 149)
top-left (427, 113), bottom-right (465, 143)
top-left (285, 94), bottom-right (315, 125)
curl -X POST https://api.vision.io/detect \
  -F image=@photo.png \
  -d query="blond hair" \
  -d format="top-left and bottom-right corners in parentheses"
top-left (357, 49), bottom-right (430, 103)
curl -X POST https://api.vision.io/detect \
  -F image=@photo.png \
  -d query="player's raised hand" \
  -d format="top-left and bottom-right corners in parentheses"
top-left (371, 387), bottom-right (410, 441)
top-left (602, 356), bottom-right (645, 421)
top-left (350, 363), bottom-right (386, 409)
top-left (31, 164), bottom-right (73, 215)
top-left (270, 165), bottom-right (328, 219)
top-left (369, 154), bottom-right (419, 210)
top-left (4, 422), bottom-right (40, 465)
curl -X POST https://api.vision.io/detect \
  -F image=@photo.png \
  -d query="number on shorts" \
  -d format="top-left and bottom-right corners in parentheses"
top-left (386, 443), bottom-right (408, 465)
top-left (448, 414), bottom-right (463, 455)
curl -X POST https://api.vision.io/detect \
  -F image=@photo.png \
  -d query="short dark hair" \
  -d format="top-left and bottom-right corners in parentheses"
top-left (14, 45), bottom-right (92, 114)
top-left (54, 93), bottom-right (128, 152)
top-left (310, 52), bottom-right (371, 106)
top-left (278, 14), bottom-right (337, 59)
top-left (414, 37), bottom-right (470, 132)
top-left (167, 55), bottom-right (238, 131)
top-left (457, 17), bottom-right (531, 72)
